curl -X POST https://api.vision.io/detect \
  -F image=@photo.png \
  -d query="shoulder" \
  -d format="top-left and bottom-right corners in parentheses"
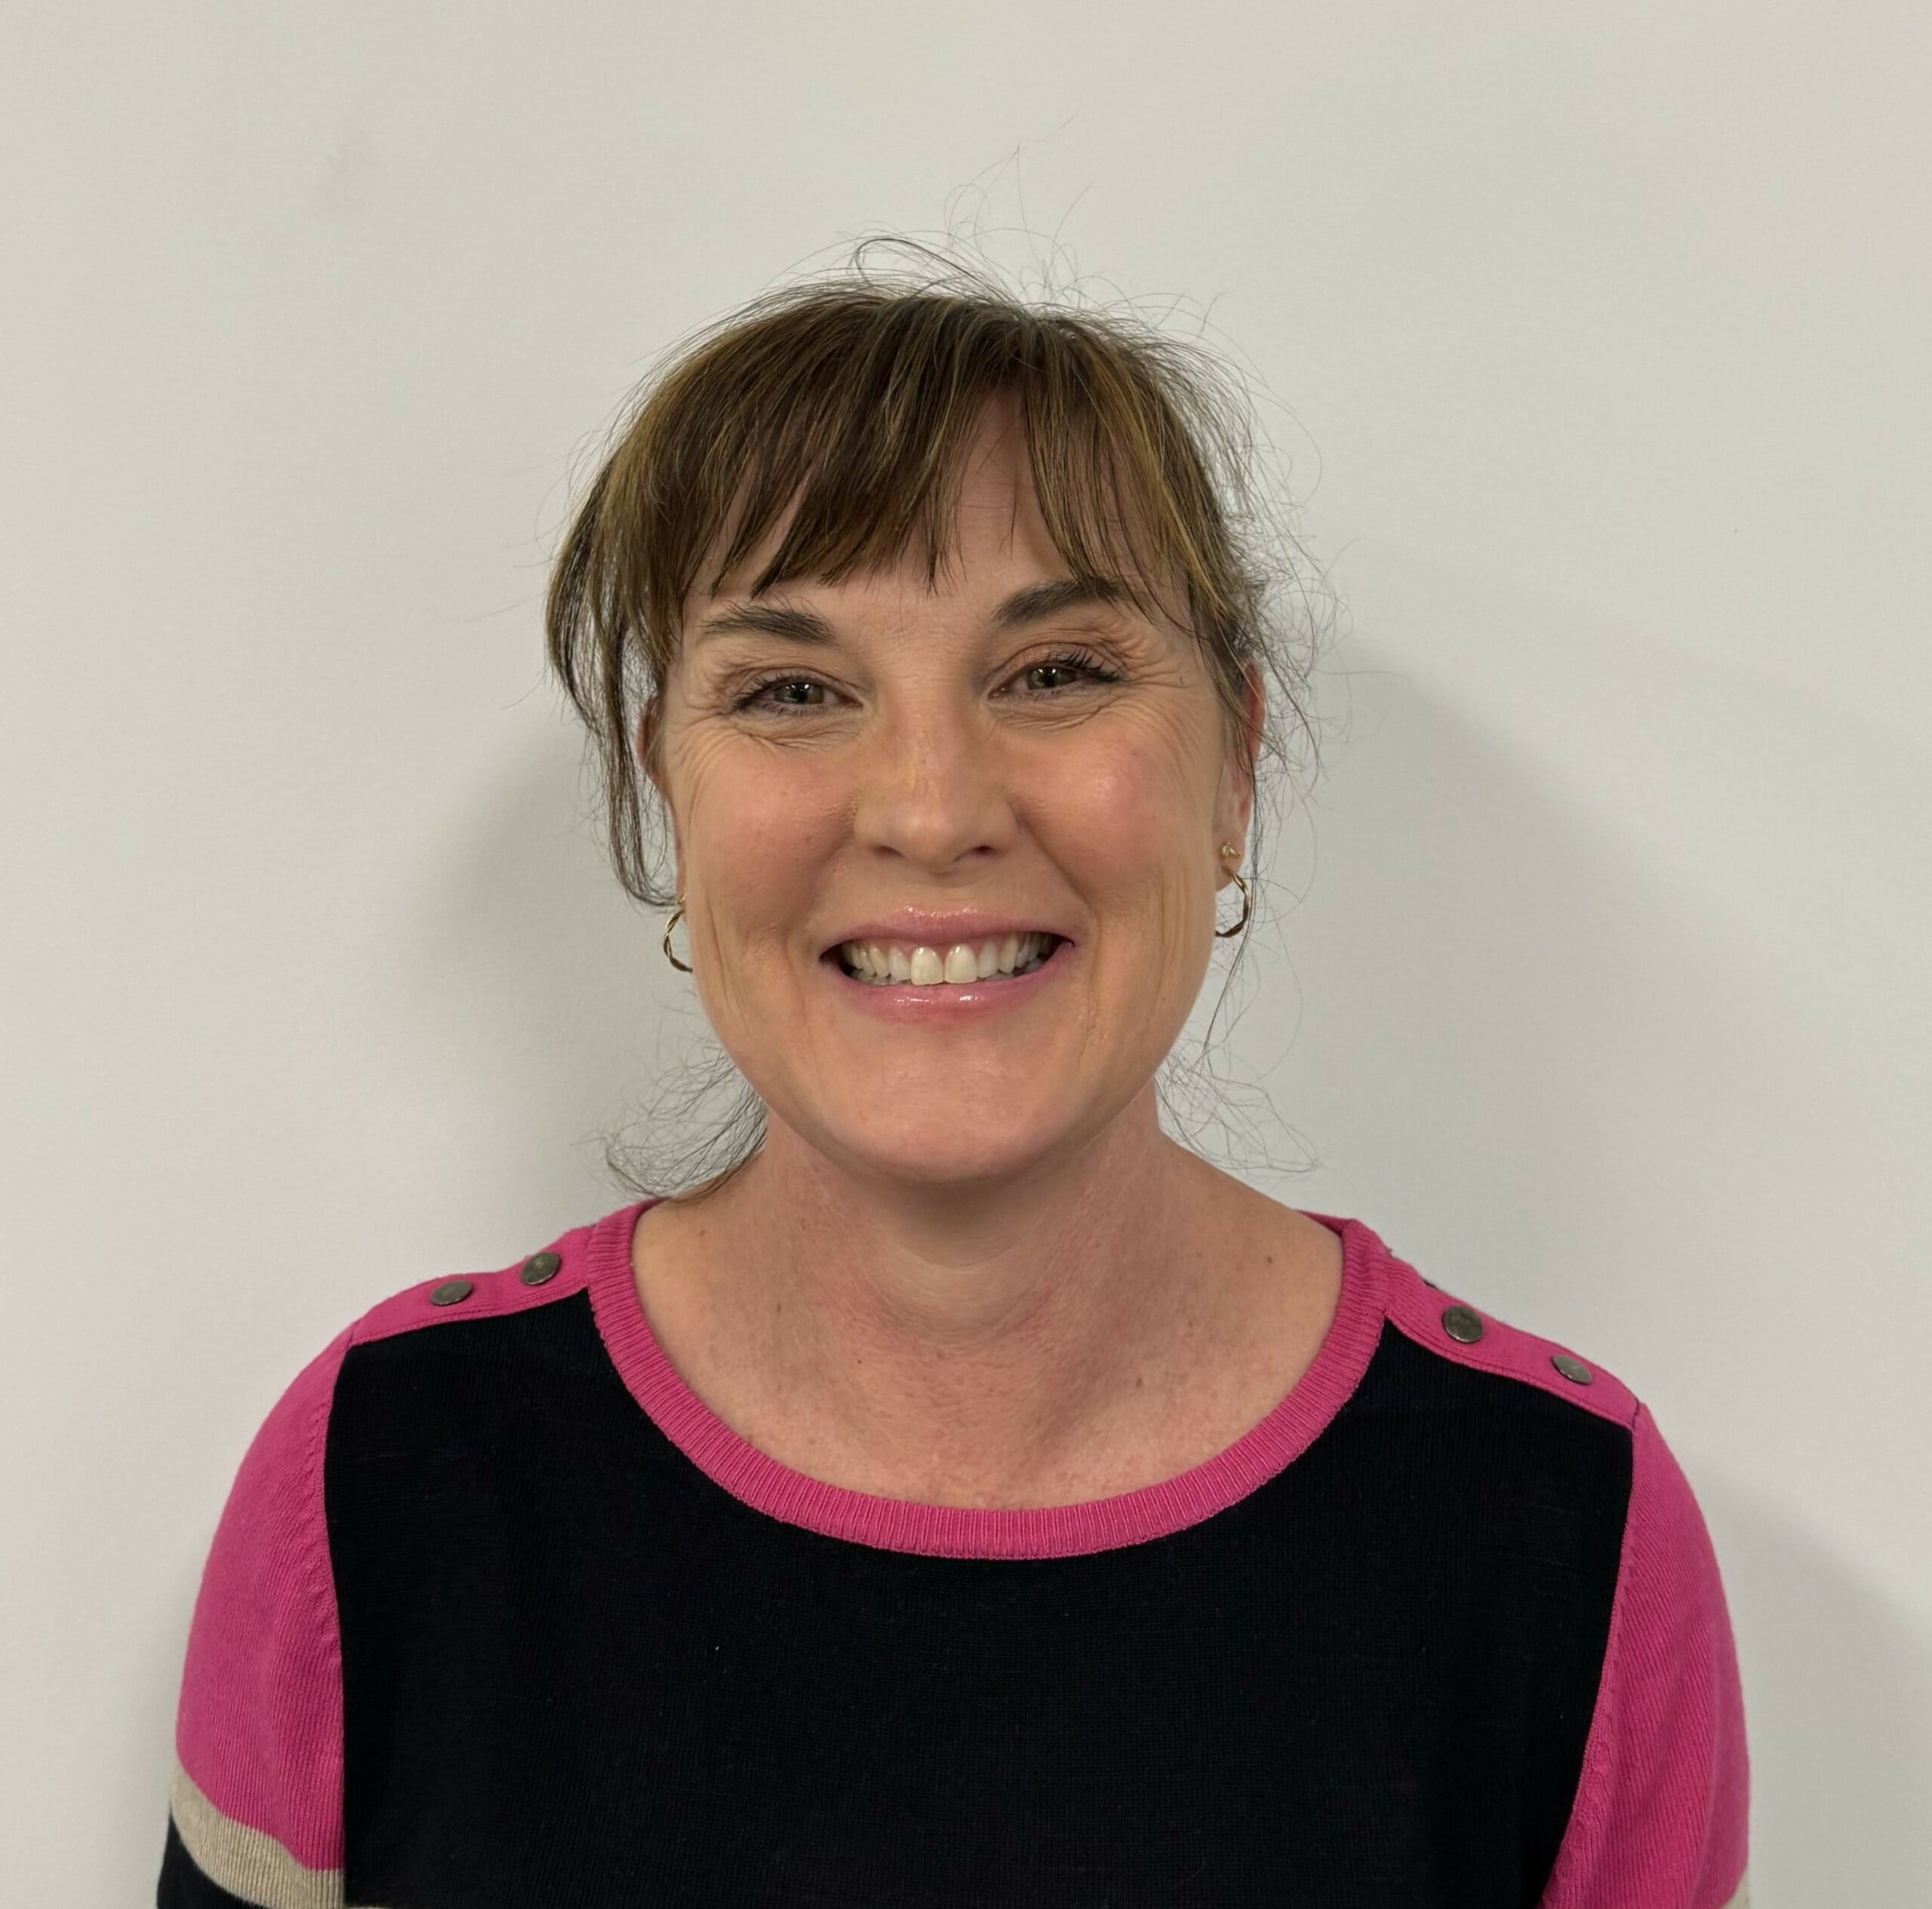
top-left (1358, 1230), bottom-right (1736, 1621)
top-left (1347, 1224), bottom-right (1729, 1595)
top-left (169, 1207), bottom-right (642, 1898)
top-left (224, 1205), bottom-right (657, 1497)
top-left (207, 1207), bottom-right (635, 1474)
top-left (1311, 1214), bottom-right (1647, 1532)
top-left (186, 1194), bottom-right (638, 1489)
top-left (184, 1200), bottom-right (643, 1633)
top-left (1358, 1226), bottom-right (1737, 1618)
top-left (318, 1208), bottom-right (652, 1492)
top-left (340, 1208), bottom-right (627, 1349)
top-left (1337, 1220), bottom-right (1749, 1906)
top-left (1361, 1226), bottom-right (1641, 1433)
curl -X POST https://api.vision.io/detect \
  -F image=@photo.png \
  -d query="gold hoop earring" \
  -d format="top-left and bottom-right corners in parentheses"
top-left (661, 903), bottom-right (693, 974)
top-left (1215, 846), bottom-right (1251, 940)
top-left (1216, 871), bottom-right (1252, 938)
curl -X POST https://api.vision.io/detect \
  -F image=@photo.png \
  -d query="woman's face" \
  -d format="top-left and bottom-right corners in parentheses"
top-left (651, 406), bottom-right (1256, 1191)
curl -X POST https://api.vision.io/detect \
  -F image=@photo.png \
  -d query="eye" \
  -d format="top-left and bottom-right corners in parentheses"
top-left (736, 674), bottom-right (834, 713)
top-left (1004, 649), bottom-right (1124, 697)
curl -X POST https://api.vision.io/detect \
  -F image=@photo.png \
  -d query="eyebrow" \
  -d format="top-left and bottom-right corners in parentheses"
top-left (692, 602), bottom-right (835, 645)
top-left (692, 577), bottom-right (1128, 646)
top-left (989, 577), bottom-right (1128, 632)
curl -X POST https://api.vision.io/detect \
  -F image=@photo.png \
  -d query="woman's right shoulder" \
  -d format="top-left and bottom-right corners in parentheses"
top-left (168, 1212), bottom-right (637, 1895)
top-left (207, 1209), bottom-right (635, 1518)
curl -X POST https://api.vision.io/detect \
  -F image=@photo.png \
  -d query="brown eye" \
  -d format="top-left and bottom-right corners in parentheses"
top-left (739, 676), bottom-right (831, 711)
top-left (1020, 657), bottom-right (1128, 691)
top-left (1000, 647), bottom-right (1121, 700)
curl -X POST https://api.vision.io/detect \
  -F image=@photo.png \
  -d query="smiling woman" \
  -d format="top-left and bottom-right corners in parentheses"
top-left (156, 254), bottom-right (1749, 1909)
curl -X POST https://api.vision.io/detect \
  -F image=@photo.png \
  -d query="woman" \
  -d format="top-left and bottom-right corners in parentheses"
top-left (158, 266), bottom-right (1748, 1908)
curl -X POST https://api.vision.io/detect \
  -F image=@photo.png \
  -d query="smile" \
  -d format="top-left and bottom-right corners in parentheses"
top-left (835, 933), bottom-right (1063, 987)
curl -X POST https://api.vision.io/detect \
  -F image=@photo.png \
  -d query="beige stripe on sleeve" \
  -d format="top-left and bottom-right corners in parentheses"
top-left (169, 1762), bottom-right (344, 1909)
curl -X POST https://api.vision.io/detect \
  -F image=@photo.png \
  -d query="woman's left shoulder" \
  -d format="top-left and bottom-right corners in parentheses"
top-left (1364, 1229), bottom-right (1644, 1432)
top-left (1340, 1223), bottom-right (1750, 1907)
top-left (1367, 1231), bottom-right (1737, 1610)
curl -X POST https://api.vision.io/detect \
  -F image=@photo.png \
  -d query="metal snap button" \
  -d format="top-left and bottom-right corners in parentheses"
top-left (1551, 1352), bottom-right (1594, 1384)
top-left (1440, 1304), bottom-right (1485, 1345)
top-left (429, 1278), bottom-right (475, 1307)
top-left (519, 1251), bottom-right (562, 1287)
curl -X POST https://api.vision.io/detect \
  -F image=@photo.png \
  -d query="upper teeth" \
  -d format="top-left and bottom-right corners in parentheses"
top-left (840, 933), bottom-right (1055, 985)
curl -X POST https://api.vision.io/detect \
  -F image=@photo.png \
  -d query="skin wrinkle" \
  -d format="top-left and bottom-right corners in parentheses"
top-left (632, 401), bottom-right (1338, 1508)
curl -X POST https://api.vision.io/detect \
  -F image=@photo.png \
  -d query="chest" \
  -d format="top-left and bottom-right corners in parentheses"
top-left (324, 1313), bottom-right (1626, 1909)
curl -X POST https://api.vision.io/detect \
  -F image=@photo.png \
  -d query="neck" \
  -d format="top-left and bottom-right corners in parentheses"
top-left (632, 1088), bottom-right (1338, 1505)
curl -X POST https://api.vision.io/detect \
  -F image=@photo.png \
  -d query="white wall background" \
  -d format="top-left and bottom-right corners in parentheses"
top-left (4, 3), bottom-right (1927, 1901)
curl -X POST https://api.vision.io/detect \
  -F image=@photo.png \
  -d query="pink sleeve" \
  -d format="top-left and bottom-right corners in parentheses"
top-left (1540, 1405), bottom-right (1750, 1909)
top-left (168, 1332), bottom-right (349, 1904)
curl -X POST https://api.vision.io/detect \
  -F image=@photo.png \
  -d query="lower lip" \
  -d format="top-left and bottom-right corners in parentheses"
top-left (823, 940), bottom-right (1072, 1020)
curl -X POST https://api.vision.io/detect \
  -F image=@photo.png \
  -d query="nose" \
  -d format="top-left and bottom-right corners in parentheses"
top-left (850, 697), bottom-right (1017, 874)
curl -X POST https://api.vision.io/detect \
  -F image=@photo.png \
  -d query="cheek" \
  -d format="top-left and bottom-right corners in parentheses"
top-left (1043, 717), bottom-right (1220, 904)
top-left (673, 737), bottom-right (843, 926)
top-left (670, 741), bottom-right (847, 1061)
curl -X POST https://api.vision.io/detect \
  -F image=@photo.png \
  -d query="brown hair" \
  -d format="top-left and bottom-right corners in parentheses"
top-left (546, 250), bottom-right (1315, 908)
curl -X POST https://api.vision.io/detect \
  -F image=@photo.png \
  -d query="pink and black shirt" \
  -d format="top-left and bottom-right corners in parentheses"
top-left (159, 1204), bottom-right (1749, 1907)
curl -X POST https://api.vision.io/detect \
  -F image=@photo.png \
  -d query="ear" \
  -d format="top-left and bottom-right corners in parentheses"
top-left (1213, 664), bottom-right (1264, 875)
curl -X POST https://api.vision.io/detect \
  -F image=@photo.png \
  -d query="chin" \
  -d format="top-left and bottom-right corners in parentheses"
top-left (808, 1101), bottom-right (1084, 1192)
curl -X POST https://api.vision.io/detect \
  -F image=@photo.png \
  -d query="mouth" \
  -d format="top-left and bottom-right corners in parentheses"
top-left (831, 931), bottom-right (1066, 988)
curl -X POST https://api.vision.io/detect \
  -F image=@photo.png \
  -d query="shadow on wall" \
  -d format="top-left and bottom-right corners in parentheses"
top-left (1700, 1476), bottom-right (1932, 1908)
top-left (1280, 609), bottom-right (1921, 1285)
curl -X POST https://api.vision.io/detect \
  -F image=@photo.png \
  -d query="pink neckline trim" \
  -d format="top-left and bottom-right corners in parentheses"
top-left (585, 1201), bottom-right (1392, 1560)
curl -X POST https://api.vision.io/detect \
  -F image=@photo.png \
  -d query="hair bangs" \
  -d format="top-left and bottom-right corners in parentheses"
top-left (688, 299), bottom-right (1198, 636)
